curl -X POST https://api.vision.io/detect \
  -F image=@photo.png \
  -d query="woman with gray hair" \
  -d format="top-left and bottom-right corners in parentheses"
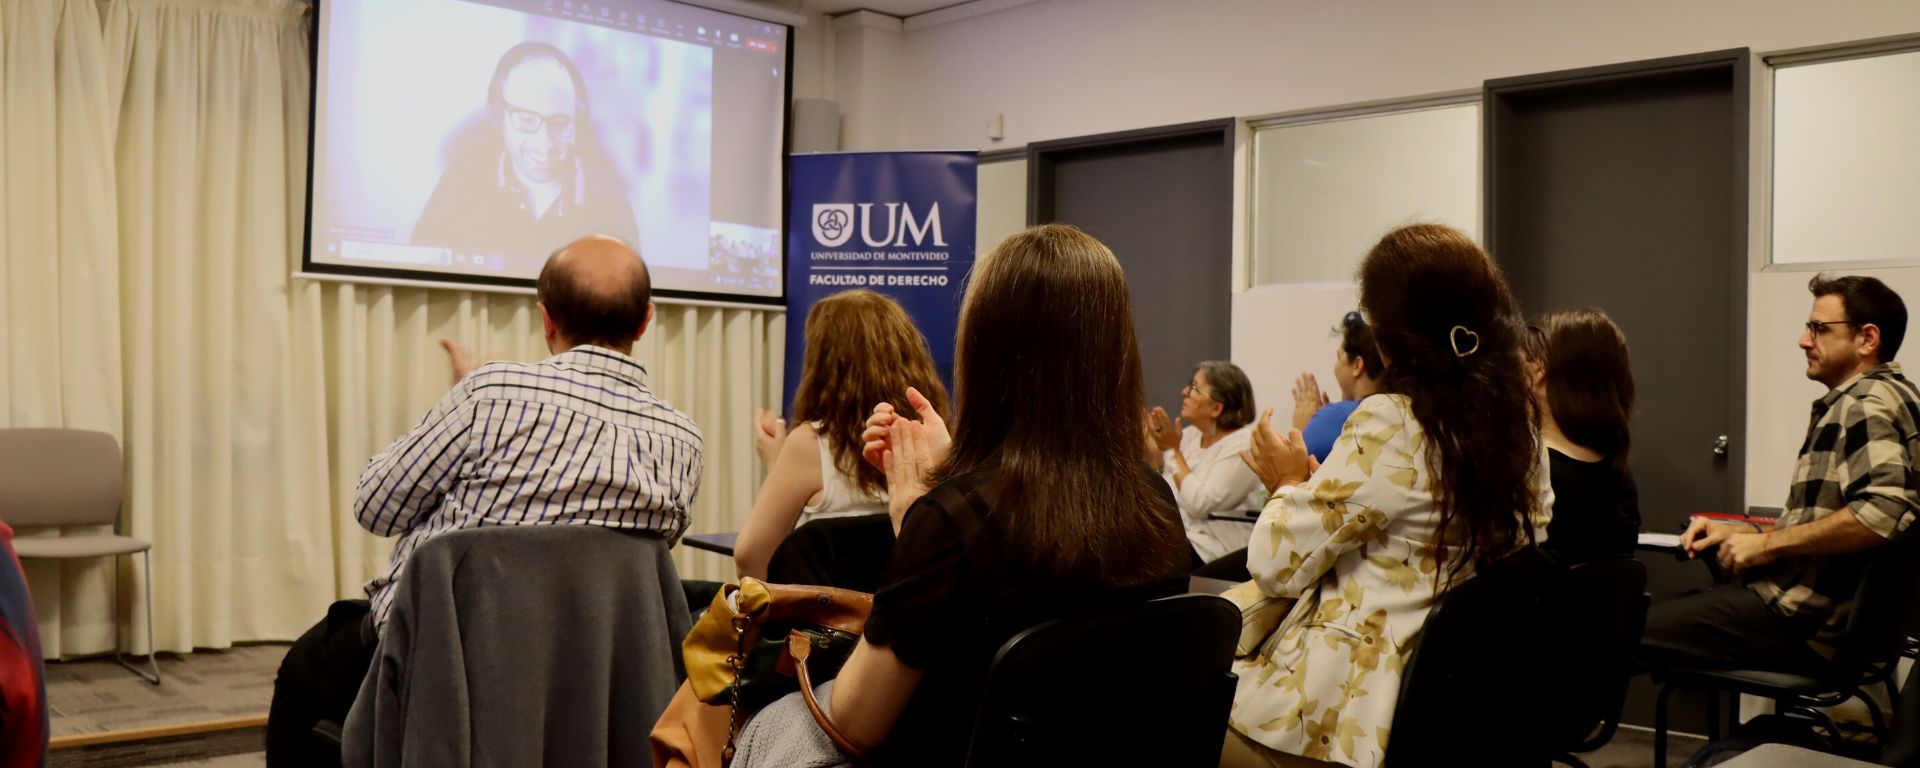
top-left (1147, 361), bottom-right (1265, 562)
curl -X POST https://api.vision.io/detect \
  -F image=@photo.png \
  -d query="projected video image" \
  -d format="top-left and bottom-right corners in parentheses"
top-left (709, 222), bottom-right (780, 281)
top-left (309, 0), bottom-right (787, 298)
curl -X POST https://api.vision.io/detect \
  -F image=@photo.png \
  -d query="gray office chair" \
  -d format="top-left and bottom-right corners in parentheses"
top-left (0, 428), bottom-right (159, 684)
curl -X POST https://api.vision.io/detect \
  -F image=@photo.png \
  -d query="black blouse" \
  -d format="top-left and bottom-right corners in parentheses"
top-left (1542, 448), bottom-right (1642, 564)
top-left (860, 466), bottom-right (1184, 766)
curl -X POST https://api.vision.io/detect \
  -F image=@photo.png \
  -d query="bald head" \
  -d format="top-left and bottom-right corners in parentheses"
top-left (536, 235), bottom-right (653, 354)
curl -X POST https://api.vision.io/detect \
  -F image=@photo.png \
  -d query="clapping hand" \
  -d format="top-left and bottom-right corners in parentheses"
top-left (1147, 406), bottom-right (1182, 453)
top-left (861, 386), bottom-right (950, 472)
top-left (753, 408), bottom-right (787, 466)
top-left (1239, 407), bottom-right (1317, 494)
top-left (1290, 373), bottom-right (1330, 431)
top-left (882, 410), bottom-right (940, 532)
top-left (440, 338), bottom-right (504, 386)
top-left (1141, 409), bottom-right (1167, 470)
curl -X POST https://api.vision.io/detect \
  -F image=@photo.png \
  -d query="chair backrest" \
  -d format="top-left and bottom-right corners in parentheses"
top-left (965, 593), bottom-right (1238, 768)
top-left (1833, 532), bottom-right (1920, 674)
top-left (343, 525), bottom-right (691, 767)
top-left (0, 429), bottom-right (123, 528)
top-left (1385, 548), bottom-right (1570, 767)
top-left (1554, 557), bottom-right (1650, 753)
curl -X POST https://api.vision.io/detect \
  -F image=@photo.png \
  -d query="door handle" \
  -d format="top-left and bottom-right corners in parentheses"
top-left (1713, 435), bottom-right (1729, 456)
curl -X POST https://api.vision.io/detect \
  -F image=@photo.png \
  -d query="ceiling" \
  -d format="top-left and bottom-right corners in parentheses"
top-left (793, 0), bottom-right (975, 18)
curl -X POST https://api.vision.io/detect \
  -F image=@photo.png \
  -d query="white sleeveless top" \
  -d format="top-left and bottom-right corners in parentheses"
top-left (798, 423), bottom-right (889, 526)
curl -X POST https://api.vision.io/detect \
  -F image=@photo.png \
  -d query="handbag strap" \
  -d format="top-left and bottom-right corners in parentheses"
top-left (788, 632), bottom-right (873, 761)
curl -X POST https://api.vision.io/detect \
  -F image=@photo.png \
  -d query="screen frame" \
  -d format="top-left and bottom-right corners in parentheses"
top-left (300, 0), bottom-right (793, 306)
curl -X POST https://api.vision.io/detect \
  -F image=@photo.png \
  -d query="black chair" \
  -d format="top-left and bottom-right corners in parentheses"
top-left (766, 512), bottom-right (896, 592)
top-left (964, 593), bottom-right (1238, 768)
top-left (1650, 538), bottom-right (1919, 767)
top-left (1551, 558), bottom-right (1651, 767)
top-left (1386, 548), bottom-right (1571, 767)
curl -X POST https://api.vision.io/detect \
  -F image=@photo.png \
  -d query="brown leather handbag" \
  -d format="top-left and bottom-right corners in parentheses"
top-left (677, 578), bottom-right (875, 763)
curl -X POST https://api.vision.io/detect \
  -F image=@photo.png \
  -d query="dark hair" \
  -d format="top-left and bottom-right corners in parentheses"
top-left (1809, 273), bottom-right (1908, 361)
top-left (792, 290), bottom-right (950, 496)
top-left (1532, 309), bottom-right (1636, 468)
top-left (1359, 224), bottom-right (1541, 583)
top-left (1338, 311), bottom-right (1383, 379)
top-left (934, 224), bottom-right (1190, 586)
top-left (535, 241), bottom-right (652, 348)
top-left (487, 42), bottom-right (591, 125)
top-left (1195, 361), bottom-right (1257, 431)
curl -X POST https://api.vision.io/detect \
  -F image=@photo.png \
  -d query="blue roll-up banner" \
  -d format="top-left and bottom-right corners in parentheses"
top-left (784, 151), bottom-right (978, 414)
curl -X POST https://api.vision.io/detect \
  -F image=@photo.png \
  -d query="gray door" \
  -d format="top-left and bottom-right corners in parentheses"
top-left (1486, 49), bottom-right (1750, 731)
top-left (1029, 120), bottom-right (1236, 416)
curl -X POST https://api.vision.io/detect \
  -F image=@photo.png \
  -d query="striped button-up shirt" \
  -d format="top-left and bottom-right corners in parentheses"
top-left (354, 345), bottom-right (702, 629)
top-left (1750, 362), bottom-right (1920, 650)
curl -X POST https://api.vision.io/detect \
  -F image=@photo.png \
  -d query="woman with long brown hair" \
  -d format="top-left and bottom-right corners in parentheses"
top-left (733, 224), bottom-right (1191, 767)
top-left (1524, 308), bottom-right (1641, 565)
top-left (734, 290), bottom-right (949, 583)
top-left (1227, 224), bottom-right (1552, 767)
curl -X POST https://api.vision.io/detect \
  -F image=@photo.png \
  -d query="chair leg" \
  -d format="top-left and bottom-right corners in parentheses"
top-left (1654, 681), bottom-right (1678, 768)
top-left (112, 552), bottom-right (160, 685)
top-left (1552, 752), bottom-right (1590, 768)
top-left (1706, 688), bottom-right (1722, 740)
top-left (1795, 706), bottom-right (1839, 750)
top-left (1860, 689), bottom-right (1888, 746)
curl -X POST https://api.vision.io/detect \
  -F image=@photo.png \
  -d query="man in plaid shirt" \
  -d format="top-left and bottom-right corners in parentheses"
top-left (1643, 275), bottom-right (1918, 670)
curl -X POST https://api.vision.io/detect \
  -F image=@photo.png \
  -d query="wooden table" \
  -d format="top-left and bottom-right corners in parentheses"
top-left (683, 532), bottom-right (738, 557)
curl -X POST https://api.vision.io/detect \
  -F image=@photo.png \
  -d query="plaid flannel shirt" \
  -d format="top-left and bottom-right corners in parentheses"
top-left (1749, 363), bottom-right (1920, 649)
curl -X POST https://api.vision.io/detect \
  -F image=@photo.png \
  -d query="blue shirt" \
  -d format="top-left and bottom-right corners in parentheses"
top-left (1302, 400), bottom-right (1361, 462)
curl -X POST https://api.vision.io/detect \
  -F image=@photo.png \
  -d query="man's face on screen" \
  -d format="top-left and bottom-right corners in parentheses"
top-left (499, 57), bottom-right (577, 186)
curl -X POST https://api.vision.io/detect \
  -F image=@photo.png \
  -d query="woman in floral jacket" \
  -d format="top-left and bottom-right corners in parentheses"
top-left (1226, 224), bottom-right (1552, 768)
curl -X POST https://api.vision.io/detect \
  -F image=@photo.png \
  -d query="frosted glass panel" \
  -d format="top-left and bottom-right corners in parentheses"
top-left (1773, 50), bottom-right (1920, 265)
top-left (1251, 104), bottom-right (1480, 285)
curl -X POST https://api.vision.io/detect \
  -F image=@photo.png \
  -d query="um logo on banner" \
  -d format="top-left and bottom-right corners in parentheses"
top-left (811, 203), bottom-right (948, 248)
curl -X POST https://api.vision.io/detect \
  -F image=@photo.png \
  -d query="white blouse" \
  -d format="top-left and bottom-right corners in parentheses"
top-left (798, 424), bottom-right (888, 525)
top-left (1163, 424), bottom-right (1266, 562)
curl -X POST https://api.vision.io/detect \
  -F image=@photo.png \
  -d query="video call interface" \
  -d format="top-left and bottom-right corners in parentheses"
top-left (309, 0), bottom-right (788, 299)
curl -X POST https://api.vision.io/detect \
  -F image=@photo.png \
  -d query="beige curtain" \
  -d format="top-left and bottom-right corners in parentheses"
top-left (0, 0), bottom-right (127, 656)
top-left (5, 0), bottom-right (780, 657)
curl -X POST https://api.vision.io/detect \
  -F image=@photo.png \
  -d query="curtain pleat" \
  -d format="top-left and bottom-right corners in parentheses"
top-left (3, 0), bottom-right (126, 657)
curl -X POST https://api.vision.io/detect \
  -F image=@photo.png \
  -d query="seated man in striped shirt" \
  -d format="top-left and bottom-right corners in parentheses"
top-left (1643, 274), bottom-right (1917, 673)
top-left (266, 234), bottom-right (702, 767)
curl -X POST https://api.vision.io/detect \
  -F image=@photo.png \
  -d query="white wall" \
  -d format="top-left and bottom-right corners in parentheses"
top-left (882, 0), bottom-right (1920, 152)
top-left (830, 11), bottom-right (908, 150)
top-left (976, 157), bottom-right (1028, 250)
top-left (789, 10), bottom-right (832, 102)
top-left (1231, 284), bottom-right (1361, 424)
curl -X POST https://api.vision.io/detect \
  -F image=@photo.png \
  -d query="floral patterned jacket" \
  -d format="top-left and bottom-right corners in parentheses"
top-left (1226, 394), bottom-right (1552, 767)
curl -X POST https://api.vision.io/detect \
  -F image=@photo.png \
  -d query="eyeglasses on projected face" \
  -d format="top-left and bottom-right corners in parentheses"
top-left (502, 102), bottom-right (577, 139)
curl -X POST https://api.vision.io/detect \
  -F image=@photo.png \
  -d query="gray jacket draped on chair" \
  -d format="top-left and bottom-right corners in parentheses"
top-left (343, 525), bottom-right (691, 768)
